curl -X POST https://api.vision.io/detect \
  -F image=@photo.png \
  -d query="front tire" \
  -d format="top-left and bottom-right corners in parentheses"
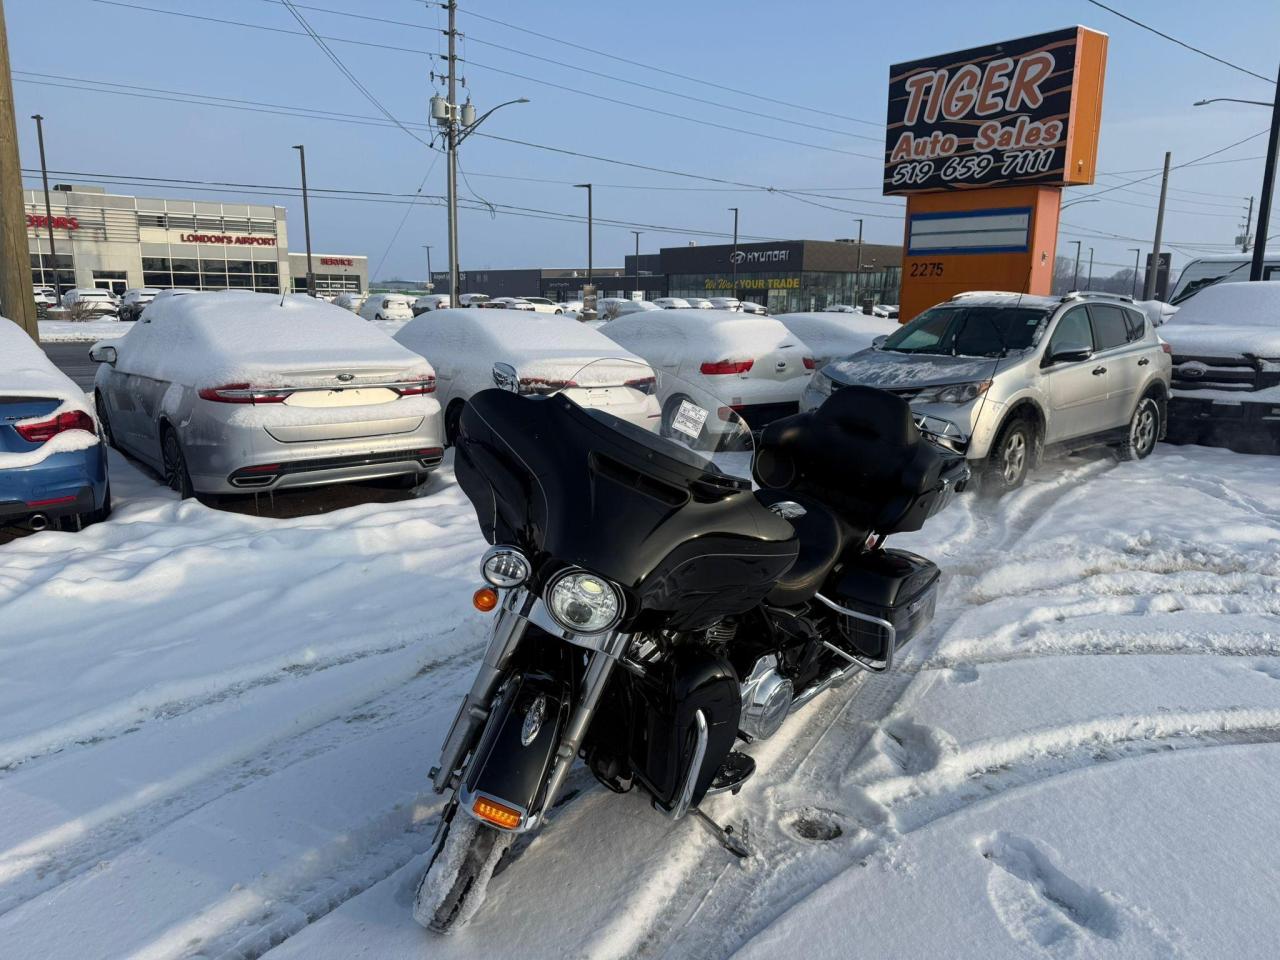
top-left (413, 806), bottom-right (511, 934)
top-left (1117, 395), bottom-right (1160, 461)
top-left (982, 416), bottom-right (1034, 497)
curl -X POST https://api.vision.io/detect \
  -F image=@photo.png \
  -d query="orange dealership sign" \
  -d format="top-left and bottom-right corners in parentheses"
top-left (884, 26), bottom-right (1108, 196)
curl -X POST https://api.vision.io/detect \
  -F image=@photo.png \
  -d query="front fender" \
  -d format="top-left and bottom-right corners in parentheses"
top-left (461, 669), bottom-right (572, 832)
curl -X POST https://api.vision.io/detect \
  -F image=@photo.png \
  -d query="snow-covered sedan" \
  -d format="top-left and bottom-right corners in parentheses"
top-left (358, 293), bottom-right (415, 322)
top-left (92, 291), bottom-right (443, 497)
top-left (598, 298), bottom-right (660, 320)
top-left (519, 297), bottom-right (564, 315)
top-left (1160, 281), bottom-right (1280, 451)
top-left (393, 309), bottom-right (660, 444)
top-left (599, 308), bottom-right (814, 427)
top-left (774, 311), bottom-right (898, 370)
top-left (1, 317), bottom-right (110, 533)
top-left (653, 297), bottom-right (691, 310)
top-left (118, 287), bottom-right (162, 322)
top-left (487, 297), bottom-right (537, 312)
top-left (62, 288), bottom-right (119, 318)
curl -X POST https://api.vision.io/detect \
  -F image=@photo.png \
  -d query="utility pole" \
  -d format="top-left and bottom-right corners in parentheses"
top-left (1251, 63), bottom-right (1280, 280)
top-left (631, 230), bottom-right (640, 263)
top-left (0, 0), bottom-right (37, 339)
top-left (1240, 196), bottom-right (1254, 253)
top-left (1144, 151), bottom-right (1171, 299)
top-left (575, 183), bottom-right (592, 283)
top-left (445, 0), bottom-right (460, 300)
top-left (853, 217), bottom-right (864, 307)
top-left (423, 244), bottom-right (432, 288)
top-left (729, 207), bottom-right (739, 303)
top-left (292, 144), bottom-right (315, 296)
top-left (1086, 247), bottom-right (1094, 290)
top-left (1070, 239), bottom-right (1082, 291)
top-left (1129, 247), bottom-right (1141, 299)
top-left (31, 114), bottom-right (60, 296)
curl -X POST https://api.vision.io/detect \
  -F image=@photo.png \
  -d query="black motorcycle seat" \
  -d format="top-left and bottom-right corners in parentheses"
top-left (753, 385), bottom-right (951, 534)
top-left (755, 489), bottom-right (866, 607)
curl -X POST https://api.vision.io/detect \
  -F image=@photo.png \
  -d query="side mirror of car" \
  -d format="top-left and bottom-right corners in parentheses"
top-left (1043, 346), bottom-right (1092, 366)
top-left (492, 362), bottom-right (519, 392)
top-left (871, 335), bottom-right (888, 349)
top-left (89, 344), bottom-right (117, 365)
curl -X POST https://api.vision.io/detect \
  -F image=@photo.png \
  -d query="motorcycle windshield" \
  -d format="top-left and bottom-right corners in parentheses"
top-left (549, 357), bottom-right (755, 484)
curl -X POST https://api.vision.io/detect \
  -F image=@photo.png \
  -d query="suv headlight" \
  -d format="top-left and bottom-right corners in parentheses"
top-left (547, 569), bottom-right (622, 634)
top-left (810, 370), bottom-right (835, 398)
top-left (481, 545), bottom-right (531, 588)
top-left (915, 380), bottom-right (992, 404)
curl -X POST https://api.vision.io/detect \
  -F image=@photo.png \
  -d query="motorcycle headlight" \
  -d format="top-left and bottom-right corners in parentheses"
top-left (917, 380), bottom-right (992, 404)
top-left (547, 569), bottom-right (622, 634)
top-left (481, 546), bottom-right (531, 588)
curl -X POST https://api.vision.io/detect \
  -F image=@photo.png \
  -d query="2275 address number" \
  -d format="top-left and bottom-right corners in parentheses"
top-left (909, 261), bottom-right (944, 278)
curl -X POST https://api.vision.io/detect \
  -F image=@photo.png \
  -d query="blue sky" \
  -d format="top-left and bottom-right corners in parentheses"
top-left (8, 0), bottom-right (1278, 281)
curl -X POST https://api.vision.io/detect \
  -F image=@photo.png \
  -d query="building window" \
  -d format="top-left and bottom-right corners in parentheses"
top-left (166, 214), bottom-right (196, 231)
top-left (249, 218), bottom-right (276, 235)
top-left (137, 213), bottom-right (166, 229)
top-left (30, 252), bottom-right (74, 292)
top-left (195, 216), bottom-right (223, 231)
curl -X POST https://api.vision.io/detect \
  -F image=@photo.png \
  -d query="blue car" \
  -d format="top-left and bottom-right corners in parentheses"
top-left (1, 319), bottom-right (111, 533)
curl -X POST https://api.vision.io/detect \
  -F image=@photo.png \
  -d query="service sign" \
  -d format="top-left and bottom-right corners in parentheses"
top-left (884, 26), bottom-right (1107, 196)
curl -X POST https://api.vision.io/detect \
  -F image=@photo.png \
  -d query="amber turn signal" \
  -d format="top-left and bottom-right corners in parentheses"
top-left (473, 586), bottom-right (499, 612)
top-left (472, 795), bottom-right (522, 830)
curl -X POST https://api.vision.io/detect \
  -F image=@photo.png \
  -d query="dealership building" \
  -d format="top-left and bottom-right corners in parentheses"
top-left (24, 183), bottom-right (367, 296)
top-left (429, 239), bottom-right (901, 312)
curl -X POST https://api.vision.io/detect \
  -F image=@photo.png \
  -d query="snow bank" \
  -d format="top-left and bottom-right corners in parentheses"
top-left (112, 291), bottom-right (433, 387)
top-left (38, 318), bottom-right (129, 342)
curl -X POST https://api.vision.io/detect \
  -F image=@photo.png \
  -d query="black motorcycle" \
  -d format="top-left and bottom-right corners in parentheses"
top-left (414, 361), bottom-right (968, 932)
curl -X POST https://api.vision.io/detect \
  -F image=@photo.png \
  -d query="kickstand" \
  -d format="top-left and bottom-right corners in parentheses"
top-left (692, 807), bottom-right (751, 860)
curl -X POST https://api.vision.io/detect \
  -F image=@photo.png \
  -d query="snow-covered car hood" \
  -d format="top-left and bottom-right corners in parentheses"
top-left (1161, 323), bottom-right (1280, 359)
top-left (825, 349), bottom-right (1001, 389)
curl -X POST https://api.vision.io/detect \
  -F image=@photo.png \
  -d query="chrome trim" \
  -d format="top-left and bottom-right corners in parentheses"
top-left (738, 655), bottom-right (794, 742)
top-left (458, 783), bottom-right (538, 833)
top-left (538, 644), bottom-right (621, 816)
top-left (542, 567), bottom-right (624, 637)
top-left (526, 596), bottom-right (630, 656)
top-left (432, 588), bottom-right (535, 793)
top-left (813, 592), bottom-right (897, 673)
top-left (663, 709), bottom-right (708, 821)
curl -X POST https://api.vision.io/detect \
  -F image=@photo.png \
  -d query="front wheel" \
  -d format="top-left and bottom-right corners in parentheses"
top-left (413, 806), bottom-right (511, 934)
top-left (1117, 395), bottom-right (1160, 461)
top-left (981, 417), bottom-right (1034, 497)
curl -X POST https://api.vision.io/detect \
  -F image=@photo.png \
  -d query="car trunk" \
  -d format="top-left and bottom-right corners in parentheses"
top-left (246, 363), bottom-right (431, 443)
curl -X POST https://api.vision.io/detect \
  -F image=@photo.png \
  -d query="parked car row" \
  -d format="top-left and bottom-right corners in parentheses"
top-left (22, 279), bottom-right (1269, 539)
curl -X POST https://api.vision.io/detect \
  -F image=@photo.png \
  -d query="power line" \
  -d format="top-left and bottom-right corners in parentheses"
top-left (1075, 130), bottom-right (1271, 202)
top-left (87, 0), bottom-right (880, 162)
top-left (12, 71), bottom-right (900, 217)
top-left (248, 0), bottom-right (882, 144)
top-left (454, 4), bottom-right (884, 128)
top-left (1098, 155), bottom-right (1264, 175)
top-left (1081, 0), bottom-right (1274, 84)
top-left (371, 153), bottom-right (441, 279)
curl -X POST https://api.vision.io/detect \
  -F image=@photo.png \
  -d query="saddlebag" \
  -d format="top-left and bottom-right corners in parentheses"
top-left (830, 548), bottom-right (939, 662)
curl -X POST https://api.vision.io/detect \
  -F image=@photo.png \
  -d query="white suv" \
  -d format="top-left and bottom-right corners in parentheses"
top-left (803, 292), bottom-right (1174, 494)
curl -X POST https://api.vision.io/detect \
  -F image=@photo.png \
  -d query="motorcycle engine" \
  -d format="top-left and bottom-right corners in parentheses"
top-left (738, 654), bottom-right (793, 741)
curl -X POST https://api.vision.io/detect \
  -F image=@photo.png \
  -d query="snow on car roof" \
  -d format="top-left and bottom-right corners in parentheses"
top-left (116, 291), bottom-right (431, 386)
top-left (603, 309), bottom-right (806, 354)
top-left (0, 316), bottom-right (94, 420)
top-left (397, 308), bottom-right (641, 356)
top-left (1165, 280), bottom-right (1280, 328)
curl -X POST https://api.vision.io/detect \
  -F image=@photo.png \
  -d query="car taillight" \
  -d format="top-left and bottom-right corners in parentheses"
top-left (519, 377), bottom-right (577, 395)
top-left (624, 375), bottom-right (656, 394)
top-left (15, 409), bottom-right (96, 444)
top-left (197, 383), bottom-right (291, 404)
top-left (395, 378), bottom-right (437, 396)
top-left (1160, 342), bottom-right (1172, 354)
top-left (700, 360), bottom-right (754, 375)
top-left (803, 357), bottom-right (816, 370)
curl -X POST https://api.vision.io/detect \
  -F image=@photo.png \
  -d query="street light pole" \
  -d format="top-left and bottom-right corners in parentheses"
top-left (1250, 64), bottom-right (1280, 281)
top-left (1086, 247), bottom-right (1094, 290)
top-left (729, 207), bottom-right (739, 303)
top-left (1129, 247), bottom-right (1141, 298)
top-left (292, 144), bottom-right (314, 297)
top-left (1070, 240), bottom-right (1082, 291)
top-left (854, 217), bottom-right (863, 307)
top-left (1144, 151), bottom-right (1171, 299)
top-left (574, 183), bottom-right (592, 284)
top-left (423, 244), bottom-right (433, 288)
top-left (30, 114), bottom-right (60, 295)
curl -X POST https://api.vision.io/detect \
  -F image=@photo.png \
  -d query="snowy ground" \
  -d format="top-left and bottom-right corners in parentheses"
top-left (38, 319), bottom-right (131, 342)
top-left (0, 443), bottom-right (1277, 959)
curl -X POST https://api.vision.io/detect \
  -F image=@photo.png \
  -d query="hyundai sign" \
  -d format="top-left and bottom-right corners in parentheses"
top-left (884, 26), bottom-right (1107, 196)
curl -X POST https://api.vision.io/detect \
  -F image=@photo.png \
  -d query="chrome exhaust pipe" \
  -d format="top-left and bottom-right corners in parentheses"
top-left (28, 514), bottom-right (50, 532)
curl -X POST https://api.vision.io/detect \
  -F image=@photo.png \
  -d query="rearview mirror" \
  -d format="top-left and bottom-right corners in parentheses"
top-left (492, 362), bottom-right (519, 392)
top-left (871, 335), bottom-right (888, 349)
top-left (1044, 346), bottom-right (1092, 366)
top-left (89, 344), bottom-right (117, 365)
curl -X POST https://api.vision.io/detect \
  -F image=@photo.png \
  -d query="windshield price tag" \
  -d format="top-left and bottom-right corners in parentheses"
top-left (671, 400), bottom-right (709, 440)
